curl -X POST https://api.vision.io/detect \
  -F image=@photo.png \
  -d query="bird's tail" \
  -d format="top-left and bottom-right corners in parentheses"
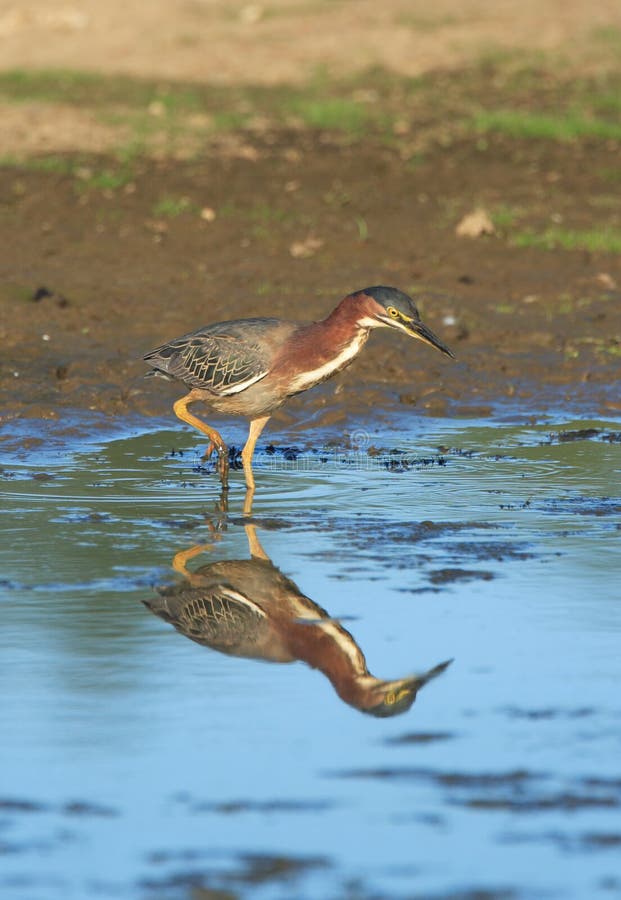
top-left (143, 368), bottom-right (175, 381)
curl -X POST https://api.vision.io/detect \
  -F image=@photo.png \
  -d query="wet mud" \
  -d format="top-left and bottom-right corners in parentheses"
top-left (2, 130), bottom-right (621, 445)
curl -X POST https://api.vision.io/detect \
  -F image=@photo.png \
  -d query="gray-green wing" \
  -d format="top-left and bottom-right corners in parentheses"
top-left (144, 320), bottom-right (275, 394)
top-left (146, 582), bottom-right (268, 655)
top-left (176, 587), bottom-right (267, 651)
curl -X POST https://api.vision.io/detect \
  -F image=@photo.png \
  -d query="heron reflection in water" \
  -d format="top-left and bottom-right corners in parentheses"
top-left (144, 521), bottom-right (451, 717)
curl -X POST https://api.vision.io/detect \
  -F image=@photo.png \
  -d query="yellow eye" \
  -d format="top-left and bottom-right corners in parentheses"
top-left (387, 307), bottom-right (399, 319)
top-left (385, 688), bottom-right (410, 706)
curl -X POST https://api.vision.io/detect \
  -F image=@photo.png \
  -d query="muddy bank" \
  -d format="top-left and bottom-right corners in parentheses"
top-left (1, 130), bottom-right (620, 440)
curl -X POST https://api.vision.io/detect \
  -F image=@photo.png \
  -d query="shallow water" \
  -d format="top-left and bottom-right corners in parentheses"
top-left (1, 415), bottom-right (620, 900)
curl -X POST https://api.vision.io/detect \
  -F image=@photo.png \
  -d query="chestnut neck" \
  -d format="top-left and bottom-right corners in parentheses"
top-left (281, 616), bottom-right (378, 710)
top-left (321, 293), bottom-right (373, 336)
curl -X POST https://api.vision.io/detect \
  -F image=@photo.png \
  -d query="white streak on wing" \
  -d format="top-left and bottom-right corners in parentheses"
top-left (217, 370), bottom-right (269, 396)
top-left (220, 587), bottom-right (267, 616)
top-left (287, 331), bottom-right (367, 393)
top-left (311, 619), bottom-right (366, 670)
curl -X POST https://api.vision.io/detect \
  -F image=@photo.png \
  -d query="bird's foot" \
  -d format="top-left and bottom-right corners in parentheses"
top-left (201, 441), bottom-right (216, 462)
top-left (216, 445), bottom-right (229, 487)
top-left (200, 440), bottom-right (229, 487)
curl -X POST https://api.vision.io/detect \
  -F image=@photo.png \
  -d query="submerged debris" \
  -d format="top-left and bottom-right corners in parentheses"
top-left (545, 428), bottom-right (621, 444)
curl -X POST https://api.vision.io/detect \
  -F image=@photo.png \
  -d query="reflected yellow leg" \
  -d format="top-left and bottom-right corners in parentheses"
top-left (243, 488), bottom-right (254, 516)
top-left (244, 523), bottom-right (269, 560)
top-left (172, 543), bottom-right (216, 578)
top-left (241, 415), bottom-right (270, 490)
top-left (173, 392), bottom-right (229, 485)
top-left (216, 485), bottom-right (229, 513)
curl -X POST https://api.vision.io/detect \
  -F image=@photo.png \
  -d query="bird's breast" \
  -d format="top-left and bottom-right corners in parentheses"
top-left (285, 329), bottom-right (369, 394)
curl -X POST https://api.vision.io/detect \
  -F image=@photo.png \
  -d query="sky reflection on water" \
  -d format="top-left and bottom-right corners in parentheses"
top-left (1, 416), bottom-right (620, 899)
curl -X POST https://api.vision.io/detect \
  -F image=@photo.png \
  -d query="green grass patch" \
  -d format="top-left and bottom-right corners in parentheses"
top-left (354, 215), bottom-right (369, 241)
top-left (0, 154), bottom-right (76, 175)
top-left (0, 68), bottom-right (205, 111)
top-left (284, 96), bottom-right (371, 133)
top-left (473, 109), bottom-right (621, 142)
top-left (599, 168), bottom-right (621, 184)
top-left (590, 25), bottom-right (621, 50)
top-left (252, 0), bottom-right (336, 21)
top-left (152, 195), bottom-right (196, 217)
top-left (250, 203), bottom-right (295, 238)
top-left (396, 12), bottom-right (462, 31)
top-left (0, 150), bottom-right (140, 194)
top-left (513, 227), bottom-right (621, 254)
top-left (1, 60), bottom-right (620, 150)
top-left (0, 69), bottom-right (106, 104)
top-left (211, 110), bottom-right (253, 131)
top-left (249, 203), bottom-right (290, 223)
top-left (76, 167), bottom-right (134, 192)
top-left (0, 67), bottom-right (391, 137)
top-left (490, 205), bottom-right (521, 230)
top-left (591, 91), bottom-right (621, 114)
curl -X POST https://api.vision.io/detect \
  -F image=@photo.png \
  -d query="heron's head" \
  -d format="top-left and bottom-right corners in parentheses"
top-left (355, 285), bottom-right (454, 358)
top-left (359, 659), bottom-right (453, 718)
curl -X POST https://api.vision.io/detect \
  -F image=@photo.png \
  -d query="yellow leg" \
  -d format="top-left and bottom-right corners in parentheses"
top-left (241, 415), bottom-right (270, 491)
top-left (244, 523), bottom-right (269, 560)
top-left (173, 392), bottom-right (229, 485)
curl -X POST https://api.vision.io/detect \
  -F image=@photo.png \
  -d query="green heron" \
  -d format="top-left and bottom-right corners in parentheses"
top-left (143, 285), bottom-right (453, 489)
top-left (144, 525), bottom-right (451, 717)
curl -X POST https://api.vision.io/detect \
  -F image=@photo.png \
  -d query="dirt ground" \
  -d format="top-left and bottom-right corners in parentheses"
top-left (2, 0), bottom-right (621, 84)
top-left (1, 0), bottom-right (620, 440)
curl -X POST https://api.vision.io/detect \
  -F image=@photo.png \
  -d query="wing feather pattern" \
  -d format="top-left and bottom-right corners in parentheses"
top-left (144, 320), bottom-right (275, 395)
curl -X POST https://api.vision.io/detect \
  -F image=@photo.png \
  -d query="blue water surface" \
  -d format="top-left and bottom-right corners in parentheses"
top-left (1, 414), bottom-right (620, 899)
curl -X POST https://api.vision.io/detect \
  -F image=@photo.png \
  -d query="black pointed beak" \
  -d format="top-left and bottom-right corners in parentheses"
top-left (408, 320), bottom-right (455, 358)
top-left (365, 659), bottom-right (454, 718)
